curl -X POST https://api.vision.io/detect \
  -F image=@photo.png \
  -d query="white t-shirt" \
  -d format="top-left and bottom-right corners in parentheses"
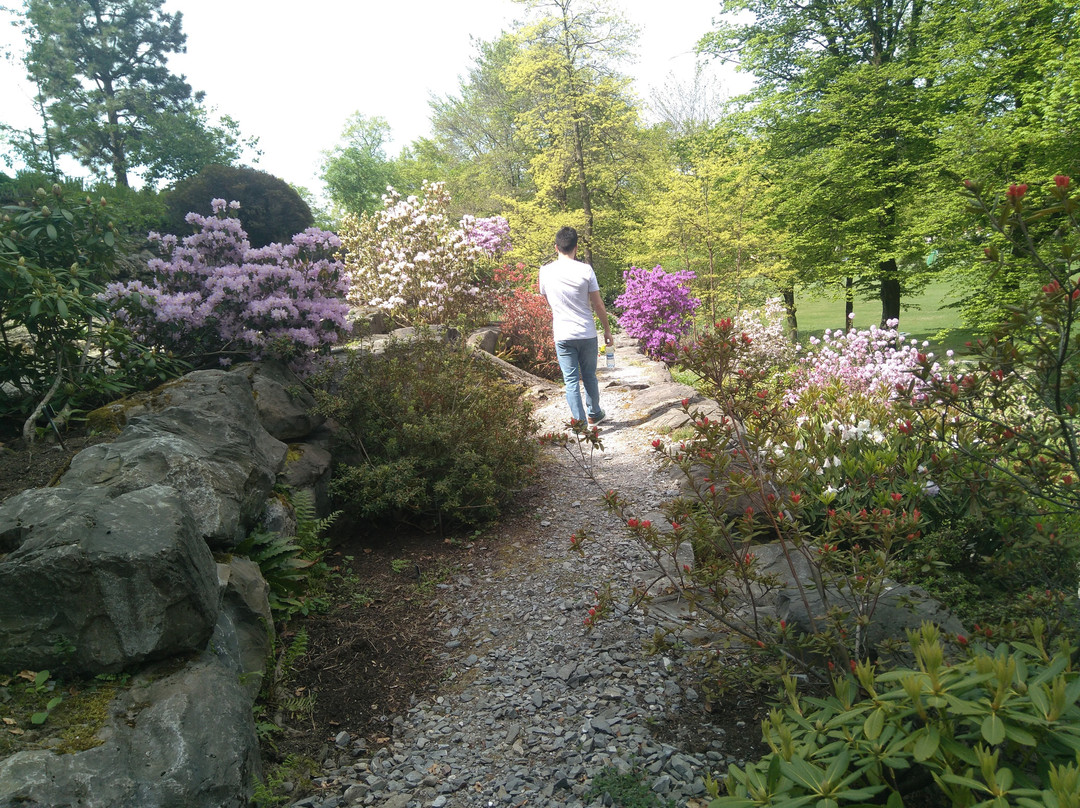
top-left (538, 254), bottom-right (599, 341)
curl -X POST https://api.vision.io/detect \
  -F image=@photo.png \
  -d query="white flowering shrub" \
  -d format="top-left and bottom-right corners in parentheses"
top-left (732, 296), bottom-right (797, 372)
top-left (339, 182), bottom-right (503, 327)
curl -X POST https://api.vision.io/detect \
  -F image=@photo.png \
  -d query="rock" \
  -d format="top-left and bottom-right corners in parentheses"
top-left (261, 495), bottom-right (297, 536)
top-left (0, 653), bottom-right (261, 808)
top-left (280, 442), bottom-right (333, 516)
top-left (232, 361), bottom-right (324, 441)
top-left (213, 558), bottom-right (274, 700)
top-left (347, 306), bottom-right (390, 336)
top-left (61, 370), bottom-right (287, 549)
top-left (777, 582), bottom-right (966, 661)
top-left (467, 326), bottom-right (501, 355)
top-left (0, 484), bottom-right (218, 675)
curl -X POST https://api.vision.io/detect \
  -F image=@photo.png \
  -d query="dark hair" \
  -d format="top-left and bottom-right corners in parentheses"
top-left (555, 226), bottom-right (578, 254)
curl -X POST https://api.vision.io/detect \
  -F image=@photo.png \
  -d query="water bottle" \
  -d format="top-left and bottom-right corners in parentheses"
top-left (605, 345), bottom-right (614, 369)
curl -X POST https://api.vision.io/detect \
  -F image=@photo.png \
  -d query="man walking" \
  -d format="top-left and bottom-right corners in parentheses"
top-left (538, 226), bottom-right (614, 427)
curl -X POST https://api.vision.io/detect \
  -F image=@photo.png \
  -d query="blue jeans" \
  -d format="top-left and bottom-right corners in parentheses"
top-left (555, 337), bottom-right (601, 425)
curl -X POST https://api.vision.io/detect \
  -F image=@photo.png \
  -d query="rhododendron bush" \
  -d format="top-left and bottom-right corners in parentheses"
top-left (614, 265), bottom-right (699, 362)
top-left (339, 182), bottom-right (510, 327)
top-left (103, 199), bottom-right (350, 368)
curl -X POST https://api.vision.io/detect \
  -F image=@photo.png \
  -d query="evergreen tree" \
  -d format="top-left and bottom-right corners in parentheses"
top-left (20, 0), bottom-right (250, 187)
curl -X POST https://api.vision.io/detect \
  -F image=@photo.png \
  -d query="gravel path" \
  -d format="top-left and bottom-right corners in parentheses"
top-left (286, 341), bottom-right (743, 808)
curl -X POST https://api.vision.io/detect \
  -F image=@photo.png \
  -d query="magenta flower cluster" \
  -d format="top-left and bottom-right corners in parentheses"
top-left (792, 320), bottom-right (938, 403)
top-left (615, 266), bottom-right (700, 362)
top-left (103, 199), bottom-right (351, 367)
top-left (461, 215), bottom-right (511, 257)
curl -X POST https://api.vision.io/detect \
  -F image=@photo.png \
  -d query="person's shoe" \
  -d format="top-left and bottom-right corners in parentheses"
top-left (588, 410), bottom-right (607, 426)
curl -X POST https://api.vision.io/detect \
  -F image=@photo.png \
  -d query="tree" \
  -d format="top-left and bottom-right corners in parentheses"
top-left (164, 165), bottom-right (313, 248)
top-left (700, 0), bottom-right (941, 327)
top-left (915, 0), bottom-right (1080, 330)
top-left (504, 0), bottom-right (644, 283)
top-left (20, 0), bottom-right (249, 188)
top-left (634, 123), bottom-right (792, 325)
top-left (426, 35), bottom-right (535, 215)
top-left (320, 113), bottom-right (399, 218)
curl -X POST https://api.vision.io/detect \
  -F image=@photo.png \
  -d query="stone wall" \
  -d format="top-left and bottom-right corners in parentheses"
top-left (0, 361), bottom-right (332, 808)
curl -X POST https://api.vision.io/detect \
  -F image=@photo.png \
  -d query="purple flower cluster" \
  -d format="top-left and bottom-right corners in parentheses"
top-left (615, 266), bottom-right (700, 362)
top-left (103, 199), bottom-right (351, 367)
top-left (461, 215), bottom-right (511, 257)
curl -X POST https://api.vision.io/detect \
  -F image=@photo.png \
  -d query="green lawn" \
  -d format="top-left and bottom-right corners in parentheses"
top-left (794, 277), bottom-right (979, 355)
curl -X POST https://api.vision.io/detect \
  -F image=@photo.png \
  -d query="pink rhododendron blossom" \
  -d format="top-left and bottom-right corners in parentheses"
top-left (103, 202), bottom-right (350, 369)
top-left (615, 266), bottom-right (700, 362)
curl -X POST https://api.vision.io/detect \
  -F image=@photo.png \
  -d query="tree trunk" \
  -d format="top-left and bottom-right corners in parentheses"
top-left (845, 276), bottom-right (855, 331)
top-left (572, 118), bottom-right (594, 266)
top-left (783, 287), bottom-right (798, 342)
top-left (879, 258), bottom-right (901, 327)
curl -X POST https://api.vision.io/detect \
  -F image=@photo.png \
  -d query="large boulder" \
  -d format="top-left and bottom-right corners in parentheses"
top-left (64, 370), bottom-right (287, 550)
top-left (231, 361), bottom-right (324, 441)
top-left (0, 485), bottom-right (218, 675)
top-left (0, 653), bottom-right (261, 808)
top-left (752, 541), bottom-right (967, 659)
top-left (280, 441), bottom-right (333, 516)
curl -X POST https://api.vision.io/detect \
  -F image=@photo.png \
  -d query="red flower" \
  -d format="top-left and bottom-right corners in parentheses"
top-left (1055, 175), bottom-right (1071, 189)
top-left (626, 518), bottom-right (639, 528)
top-left (790, 493), bottom-right (801, 504)
top-left (651, 439), bottom-right (662, 449)
top-left (680, 398), bottom-right (690, 408)
top-left (957, 634), bottom-right (968, 646)
top-left (890, 493), bottom-right (903, 503)
top-left (1006, 183), bottom-right (1028, 199)
top-left (640, 520), bottom-right (652, 529)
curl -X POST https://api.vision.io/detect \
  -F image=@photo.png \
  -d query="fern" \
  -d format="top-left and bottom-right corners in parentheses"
top-left (234, 531), bottom-right (314, 616)
top-left (291, 488), bottom-right (341, 552)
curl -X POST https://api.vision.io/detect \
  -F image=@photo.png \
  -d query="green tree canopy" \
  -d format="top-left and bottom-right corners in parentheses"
top-left (164, 164), bottom-right (313, 248)
top-left (700, 0), bottom-right (941, 327)
top-left (19, 0), bottom-right (252, 188)
top-left (320, 113), bottom-right (399, 218)
top-left (504, 0), bottom-right (645, 282)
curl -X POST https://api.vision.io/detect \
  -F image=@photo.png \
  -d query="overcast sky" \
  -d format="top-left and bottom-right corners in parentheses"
top-left (0, 0), bottom-right (751, 199)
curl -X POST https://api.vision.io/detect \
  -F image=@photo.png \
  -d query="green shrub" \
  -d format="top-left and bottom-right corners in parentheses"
top-left (312, 334), bottom-right (539, 532)
top-left (0, 185), bottom-right (182, 440)
top-left (712, 622), bottom-right (1080, 808)
top-left (164, 165), bottom-right (313, 248)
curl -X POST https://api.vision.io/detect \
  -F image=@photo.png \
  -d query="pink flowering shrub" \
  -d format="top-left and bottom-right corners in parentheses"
top-left (614, 265), bottom-right (700, 362)
top-left (339, 183), bottom-right (507, 327)
top-left (103, 199), bottom-right (350, 368)
top-left (792, 320), bottom-right (934, 404)
top-left (461, 214), bottom-right (511, 257)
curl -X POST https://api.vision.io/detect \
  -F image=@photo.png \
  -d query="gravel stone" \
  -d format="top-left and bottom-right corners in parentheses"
top-left (284, 342), bottom-right (732, 807)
